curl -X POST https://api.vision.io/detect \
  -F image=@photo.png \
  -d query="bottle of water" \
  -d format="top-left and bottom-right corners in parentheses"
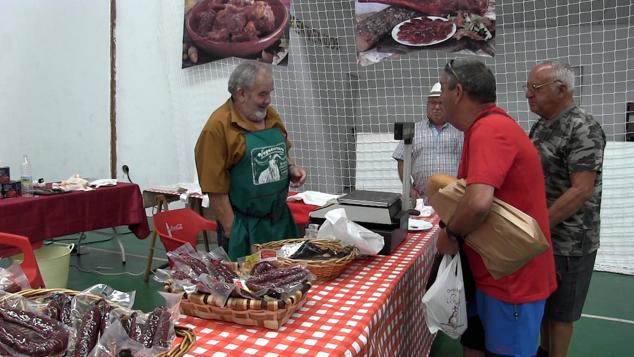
top-left (21, 155), bottom-right (33, 197)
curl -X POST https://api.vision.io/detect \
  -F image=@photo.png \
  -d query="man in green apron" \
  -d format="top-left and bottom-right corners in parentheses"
top-left (195, 61), bottom-right (307, 261)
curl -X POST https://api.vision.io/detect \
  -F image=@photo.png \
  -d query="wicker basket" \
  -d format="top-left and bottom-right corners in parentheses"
top-left (168, 281), bottom-right (311, 330)
top-left (253, 238), bottom-right (359, 281)
top-left (10, 288), bottom-right (196, 357)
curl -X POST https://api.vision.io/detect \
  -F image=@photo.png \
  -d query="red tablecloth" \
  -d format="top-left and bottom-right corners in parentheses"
top-left (176, 217), bottom-right (439, 357)
top-left (287, 200), bottom-right (319, 227)
top-left (143, 188), bottom-right (319, 228)
top-left (0, 182), bottom-right (150, 256)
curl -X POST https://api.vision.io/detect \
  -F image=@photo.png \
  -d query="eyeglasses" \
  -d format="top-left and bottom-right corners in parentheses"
top-left (523, 80), bottom-right (562, 92)
top-left (445, 59), bottom-right (460, 85)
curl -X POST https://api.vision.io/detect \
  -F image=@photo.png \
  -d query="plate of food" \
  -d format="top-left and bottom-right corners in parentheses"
top-left (392, 16), bottom-right (457, 47)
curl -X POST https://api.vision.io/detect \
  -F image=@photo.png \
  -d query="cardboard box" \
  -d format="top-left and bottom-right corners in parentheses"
top-left (429, 179), bottom-right (549, 279)
top-left (0, 166), bottom-right (9, 183)
top-left (1, 180), bottom-right (21, 199)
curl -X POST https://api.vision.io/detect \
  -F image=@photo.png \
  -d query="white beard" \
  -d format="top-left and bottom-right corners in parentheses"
top-left (254, 109), bottom-right (266, 120)
top-left (248, 109), bottom-right (267, 122)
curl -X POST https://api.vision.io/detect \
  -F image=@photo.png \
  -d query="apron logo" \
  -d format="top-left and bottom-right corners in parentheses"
top-left (251, 143), bottom-right (288, 185)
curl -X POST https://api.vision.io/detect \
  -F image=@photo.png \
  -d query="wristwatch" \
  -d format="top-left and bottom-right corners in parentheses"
top-left (439, 220), bottom-right (465, 244)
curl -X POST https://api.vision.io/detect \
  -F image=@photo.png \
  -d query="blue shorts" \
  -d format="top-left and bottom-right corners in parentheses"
top-left (472, 289), bottom-right (546, 357)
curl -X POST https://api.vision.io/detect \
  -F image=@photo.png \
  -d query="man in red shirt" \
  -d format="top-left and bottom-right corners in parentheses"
top-left (436, 58), bottom-right (557, 357)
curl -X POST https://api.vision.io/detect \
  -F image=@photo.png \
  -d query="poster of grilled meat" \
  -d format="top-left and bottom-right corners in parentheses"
top-left (356, 0), bottom-right (496, 66)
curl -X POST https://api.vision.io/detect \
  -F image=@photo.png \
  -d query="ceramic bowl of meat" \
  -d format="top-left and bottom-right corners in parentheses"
top-left (185, 0), bottom-right (289, 58)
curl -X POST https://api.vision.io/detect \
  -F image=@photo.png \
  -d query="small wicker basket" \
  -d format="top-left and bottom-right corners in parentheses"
top-left (167, 281), bottom-right (311, 330)
top-left (9, 288), bottom-right (195, 357)
top-left (253, 238), bottom-right (359, 281)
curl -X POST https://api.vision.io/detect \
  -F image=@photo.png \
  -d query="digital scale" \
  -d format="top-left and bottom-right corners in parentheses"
top-left (309, 122), bottom-right (415, 255)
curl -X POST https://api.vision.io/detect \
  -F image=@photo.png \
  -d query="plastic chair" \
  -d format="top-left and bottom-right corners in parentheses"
top-left (0, 232), bottom-right (45, 289)
top-left (152, 207), bottom-right (217, 259)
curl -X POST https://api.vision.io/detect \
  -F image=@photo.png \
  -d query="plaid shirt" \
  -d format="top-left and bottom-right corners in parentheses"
top-left (392, 119), bottom-right (463, 202)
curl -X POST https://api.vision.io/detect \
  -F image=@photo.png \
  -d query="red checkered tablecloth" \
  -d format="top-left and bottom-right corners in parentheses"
top-left (176, 217), bottom-right (440, 357)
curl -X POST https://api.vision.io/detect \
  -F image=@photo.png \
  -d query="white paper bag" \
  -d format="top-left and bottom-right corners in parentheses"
top-left (422, 254), bottom-right (467, 339)
top-left (316, 208), bottom-right (384, 255)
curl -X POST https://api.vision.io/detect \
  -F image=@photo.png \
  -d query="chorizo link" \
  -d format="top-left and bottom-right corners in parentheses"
top-left (209, 259), bottom-right (238, 282)
top-left (246, 265), bottom-right (306, 285)
top-left (151, 308), bottom-right (173, 349)
top-left (97, 299), bottom-right (113, 336)
top-left (72, 305), bottom-right (102, 357)
top-left (0, 319), bottom-right (69, 356)
top-left (0, 306), bottom-right (58, 336)
top-left (250, 261), bottom-right (277, 276)
top-left (140, 308), bottom-right (162, 348)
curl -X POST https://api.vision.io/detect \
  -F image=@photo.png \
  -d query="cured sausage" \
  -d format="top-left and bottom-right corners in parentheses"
top-left (0, 307), bottom-right (69, 356)
top-left (72, 306), bottom-right (102, 357)
top-left (250, 261), bottom-right (278, 276)
top-left (140, 308), bottom-right (162, 348)
top-left (151, 308), bottom-right (173, 349)
top-left (208, 259), bottom-right (238, 282)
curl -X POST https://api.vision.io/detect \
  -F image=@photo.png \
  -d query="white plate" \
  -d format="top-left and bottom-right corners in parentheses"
top-left (408, 218), bottom-right (433, 231)
top-left (391, 16), bottom-right (457, 47)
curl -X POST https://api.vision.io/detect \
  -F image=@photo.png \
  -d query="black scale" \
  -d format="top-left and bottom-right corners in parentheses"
top-left (309, 122), bottom-right (415, 255)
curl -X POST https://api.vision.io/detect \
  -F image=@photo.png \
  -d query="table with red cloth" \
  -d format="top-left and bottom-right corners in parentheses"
top-left (176, 217), bottom-right (439, 357)
top-left (0, 182), bottom-right (150, 256)
top-left (142, 188), bottom-right (319, 228)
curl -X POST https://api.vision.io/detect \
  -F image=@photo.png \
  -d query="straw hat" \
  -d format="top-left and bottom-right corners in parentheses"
top-left (429, 82), bottom-right (442, 97)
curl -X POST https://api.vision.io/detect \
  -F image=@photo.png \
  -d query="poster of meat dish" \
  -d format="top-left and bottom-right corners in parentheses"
top-left (182, 0), bottom-right (291, 68)
top-left (356, 0), bottom-right (496, 66)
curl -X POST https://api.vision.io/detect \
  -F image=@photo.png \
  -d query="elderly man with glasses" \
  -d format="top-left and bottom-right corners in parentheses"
top-left (435, 58), bottom-right (557, 357)
top-left (527, 61), bottom-right (606, 357)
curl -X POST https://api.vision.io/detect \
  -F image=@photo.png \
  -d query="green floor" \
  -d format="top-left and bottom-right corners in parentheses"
top-left (3, 226), bottom-right (633, 356)
top-left (429, 270), bottom-right (634, 356)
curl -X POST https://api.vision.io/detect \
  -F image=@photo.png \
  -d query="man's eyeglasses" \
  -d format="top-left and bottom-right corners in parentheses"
top-left (445, 59), bottom-right (460, 84)
top-left (522, 80), bottom-right (562, 92)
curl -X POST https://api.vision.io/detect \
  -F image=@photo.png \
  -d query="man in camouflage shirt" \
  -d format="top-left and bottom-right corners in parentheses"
top-left (527, 61), bottom-right (606, 357)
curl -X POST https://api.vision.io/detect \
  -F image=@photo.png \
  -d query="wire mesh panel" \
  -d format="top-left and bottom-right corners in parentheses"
top-left (141, 0), bottom-right (634, 274)
top-left (153, 0), bottom-right (633, 195)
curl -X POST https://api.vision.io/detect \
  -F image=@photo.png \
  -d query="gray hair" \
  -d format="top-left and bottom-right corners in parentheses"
top-left (540, 60), bottom-right (575, 94)
top-left (443, 58), bottom-right (496, 103)
top-left (228, 61), bottom-right (272, 95)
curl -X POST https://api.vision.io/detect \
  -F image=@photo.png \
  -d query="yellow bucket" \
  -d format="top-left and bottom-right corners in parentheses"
top-left (11, 243), bottom-right (74, 288)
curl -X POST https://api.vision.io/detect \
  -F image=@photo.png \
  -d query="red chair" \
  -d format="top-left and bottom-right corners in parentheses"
top-left (0, 232), bottom-right (45, 289)
top-left (152, 208), bottom-right (217, 256)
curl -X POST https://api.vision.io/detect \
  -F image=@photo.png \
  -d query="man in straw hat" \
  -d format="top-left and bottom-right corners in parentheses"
top-left (392, 82), bottom-right (463, 204)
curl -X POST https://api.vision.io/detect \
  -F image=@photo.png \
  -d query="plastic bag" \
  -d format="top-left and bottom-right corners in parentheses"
top-left (421, 254), bottom-right (467, 339)
top-left (0, 264), bottom-right (30, 292)
top-left (317, 208), bottom-right (384, 255)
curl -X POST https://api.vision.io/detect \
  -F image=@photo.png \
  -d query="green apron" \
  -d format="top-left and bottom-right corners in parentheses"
top-left (227, 127), bottom-right (298, 260)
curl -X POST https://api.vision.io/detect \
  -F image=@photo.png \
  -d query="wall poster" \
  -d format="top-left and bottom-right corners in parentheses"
top-left (182, 0), bottom-right (291, 68)
top-left (356, 0), bottom-right (496, 66)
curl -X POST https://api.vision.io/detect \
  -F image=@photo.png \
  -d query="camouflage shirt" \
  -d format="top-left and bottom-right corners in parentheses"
top-left (529, 105), bottom-right (606, 256)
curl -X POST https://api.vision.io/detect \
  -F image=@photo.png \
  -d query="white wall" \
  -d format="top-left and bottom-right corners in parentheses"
top-left (116, 0), bottom-right (231, 190)
top-left (0, 0), bottom-right (110, 181)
